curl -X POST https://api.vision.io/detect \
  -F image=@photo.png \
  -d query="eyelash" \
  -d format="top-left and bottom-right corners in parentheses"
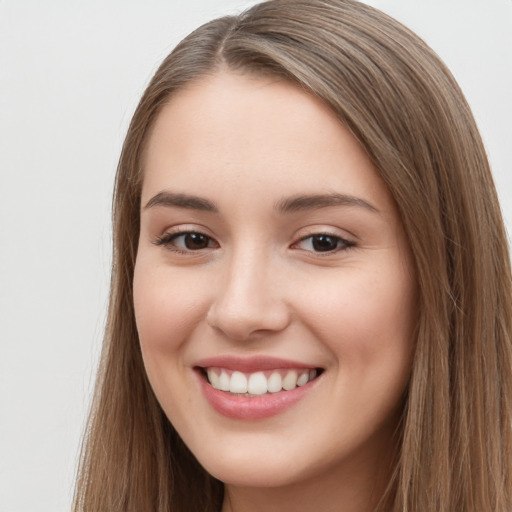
top-left (153, 230), bottom-right (356, 256)
top-left (293, 233), bottom-right (356, 254)
top-left (152, 231), bottom-right (218, 255)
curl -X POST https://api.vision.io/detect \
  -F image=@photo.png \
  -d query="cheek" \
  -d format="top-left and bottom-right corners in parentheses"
top-left (301, 265), bottom-right (416, 442)
top-left (132, 261), bottom-right (213, 431)
top-left (297, 262), bottom-right (417, 377)
top-left (132, 261), bottom-right (209, 370)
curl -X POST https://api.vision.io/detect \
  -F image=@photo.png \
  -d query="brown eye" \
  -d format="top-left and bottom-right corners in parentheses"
top-left (311, 235), bottom-right (340, 252)
top-left (181, 232), bottom-right (211, 250)
top-left (153, 231), bottom-right (218, 252)
top-left (294, 234), bottom-right (355, 253)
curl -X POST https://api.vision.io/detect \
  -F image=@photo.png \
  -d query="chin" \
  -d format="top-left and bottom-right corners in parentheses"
top-left (202, 455), bottom-right (304, 488)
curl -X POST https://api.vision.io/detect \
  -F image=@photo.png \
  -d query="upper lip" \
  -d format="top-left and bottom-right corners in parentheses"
top-left (195, 355), bottom-right (321, 373)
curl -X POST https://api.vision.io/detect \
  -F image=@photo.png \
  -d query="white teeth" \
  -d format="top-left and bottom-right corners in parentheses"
top-left (282, 370), bottom-right (298, 390)
top-left (206, 367), bottom-right (319, 395)
top-left (207, 368), bottom-right (220, 388)
top-left (267, 372), bottom-right (282, 393)
top-left (248, 372), bottom-right (268, 395)
top-left (297, 371), bottom-right (309, 387)
top-left (230, 371), bottom-right (248, 393)
top-left (219, 370), bottom-right (230, 391)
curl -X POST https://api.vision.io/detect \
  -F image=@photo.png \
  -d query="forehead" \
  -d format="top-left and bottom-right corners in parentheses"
top-left (142, 71), bottom-right (394, 216)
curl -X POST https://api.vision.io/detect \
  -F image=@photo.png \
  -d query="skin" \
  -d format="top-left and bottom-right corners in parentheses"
top-left (133, 71), bottom-right (418, 512)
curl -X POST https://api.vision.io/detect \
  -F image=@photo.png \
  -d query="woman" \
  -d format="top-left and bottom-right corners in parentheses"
top-left (73, 0), bottom-right (512, 510)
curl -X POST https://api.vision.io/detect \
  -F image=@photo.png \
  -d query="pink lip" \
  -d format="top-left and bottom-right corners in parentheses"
top-left (194, 356), bottom-right (322, 420)
top-left (195, 355), bottom-right (316, 373)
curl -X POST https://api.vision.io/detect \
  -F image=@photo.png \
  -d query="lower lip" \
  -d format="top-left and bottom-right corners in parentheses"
top-left (197, 371), bottom-right (319, 420)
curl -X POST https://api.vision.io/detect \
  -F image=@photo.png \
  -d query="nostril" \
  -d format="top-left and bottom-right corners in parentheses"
top-left (205, 287), bottom-right (291, 341)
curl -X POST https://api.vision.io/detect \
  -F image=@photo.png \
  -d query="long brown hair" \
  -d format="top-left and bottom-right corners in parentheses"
top-left (73, 1), bottom-right (512, 510)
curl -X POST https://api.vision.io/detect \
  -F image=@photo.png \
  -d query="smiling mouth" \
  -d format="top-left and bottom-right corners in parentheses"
top-left (199, 367), bottom-right (323, 397)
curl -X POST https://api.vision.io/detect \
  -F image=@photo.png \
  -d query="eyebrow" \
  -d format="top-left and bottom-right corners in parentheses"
top-left (274, 193), bottom-right (379, 214)
top-left (144, 192), bottom-right (219, 212)
top-left (143, 191), bottom-right (378, 214)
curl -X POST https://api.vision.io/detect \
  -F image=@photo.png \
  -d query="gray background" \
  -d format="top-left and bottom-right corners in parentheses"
top-left (1, 1), bottom-right (511, 511)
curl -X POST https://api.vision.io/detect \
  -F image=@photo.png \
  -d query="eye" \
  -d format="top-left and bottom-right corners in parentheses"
top-left (294, 234), bottom-right (354, 253)
top-left (153, 231), bottom-right (218, 252)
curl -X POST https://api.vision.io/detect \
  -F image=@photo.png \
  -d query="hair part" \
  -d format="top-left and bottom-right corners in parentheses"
top-left (73, 1), bottom-right (512, 510)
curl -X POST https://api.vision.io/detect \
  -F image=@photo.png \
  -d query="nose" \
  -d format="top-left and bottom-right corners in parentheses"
top-left (206, 248), bottom-right (291, 341)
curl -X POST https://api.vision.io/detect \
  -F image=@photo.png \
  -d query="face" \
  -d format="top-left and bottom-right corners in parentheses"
top-left (134, 72), bottom-right (417, 492)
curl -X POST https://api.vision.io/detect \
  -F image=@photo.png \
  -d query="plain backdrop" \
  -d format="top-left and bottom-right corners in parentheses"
top-left (0, 1), bottom-right (511, 511)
